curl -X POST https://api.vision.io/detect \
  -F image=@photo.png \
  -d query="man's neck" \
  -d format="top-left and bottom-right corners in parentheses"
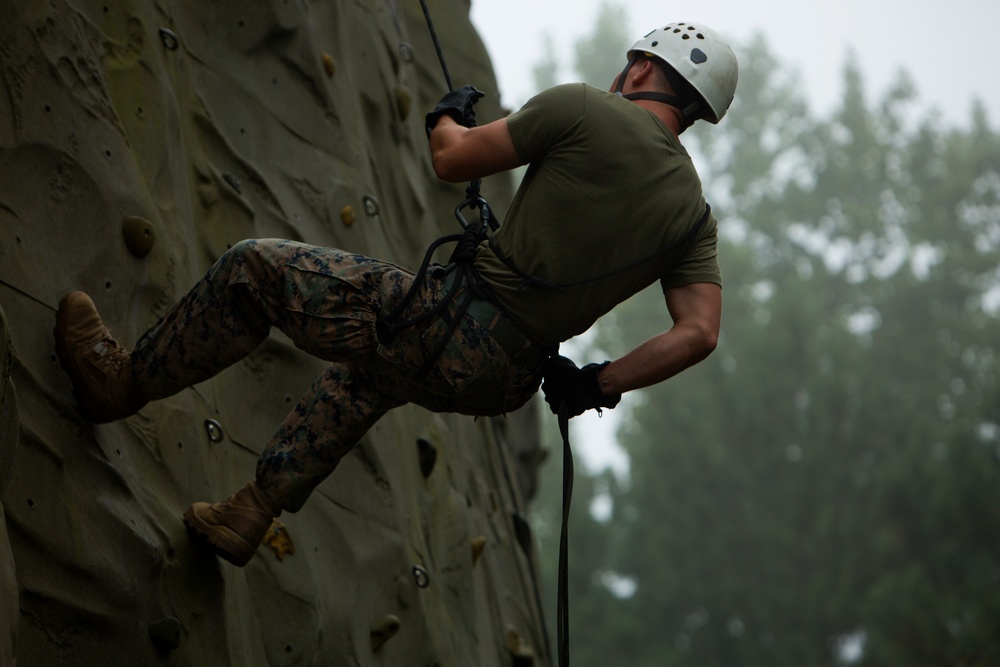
top-left (632, 96), bottom-right (683, 138)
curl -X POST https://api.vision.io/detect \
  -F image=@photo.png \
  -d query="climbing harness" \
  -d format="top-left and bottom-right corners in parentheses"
top-left (378, 1), bottom-right (505, 377)
top-left (375, 183), bottom-right (501, 378)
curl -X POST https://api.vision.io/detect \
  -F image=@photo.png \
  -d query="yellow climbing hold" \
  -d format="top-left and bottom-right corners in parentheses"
top-left (506, 625), bottom-right (536, 666)
top-left (262, 520), bottom-right (295, 561)
top-left (471, 535), bottom-right (487, 566)
top-left (322, 52), bottom-right (336, 78)
top-left (340, 205), bottom-right (356, 226)
top-left (370, 614), bottom-right (400, 651)
top-left (122, 216), bottom-right (155, 258)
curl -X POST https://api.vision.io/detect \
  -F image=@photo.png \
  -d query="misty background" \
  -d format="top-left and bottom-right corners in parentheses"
top-left (464, 2), bottom-right (1000, 665)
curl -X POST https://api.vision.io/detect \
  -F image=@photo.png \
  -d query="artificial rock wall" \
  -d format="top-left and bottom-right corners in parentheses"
top-left (0, 1), bottom-right (551, 665)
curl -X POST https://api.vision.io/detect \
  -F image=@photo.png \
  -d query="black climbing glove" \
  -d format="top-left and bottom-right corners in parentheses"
top-left (541, 355), bottom-right (622, 419)
top-left (425, 85), bottom-right (486, 137)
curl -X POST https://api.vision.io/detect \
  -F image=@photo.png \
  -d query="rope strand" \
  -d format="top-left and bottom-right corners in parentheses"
top-left (418, 0), bottom-right (454, 91)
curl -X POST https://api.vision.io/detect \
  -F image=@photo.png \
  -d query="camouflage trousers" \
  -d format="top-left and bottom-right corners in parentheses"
top-left (129, 239), bottom-right (546, 511)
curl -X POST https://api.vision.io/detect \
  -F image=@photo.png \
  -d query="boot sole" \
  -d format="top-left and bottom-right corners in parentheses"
top-left (183, 505), bottom-right (256, 567)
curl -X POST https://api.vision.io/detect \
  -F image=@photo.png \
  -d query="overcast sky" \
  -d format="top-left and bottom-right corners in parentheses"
top-left (471, 0), bottom-right (999, 127)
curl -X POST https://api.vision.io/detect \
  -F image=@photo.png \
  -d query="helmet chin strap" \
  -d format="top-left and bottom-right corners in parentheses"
top-left (613, 57), bottom-right (703, 128)
top-left (612, 58), bottom-right (634, 95)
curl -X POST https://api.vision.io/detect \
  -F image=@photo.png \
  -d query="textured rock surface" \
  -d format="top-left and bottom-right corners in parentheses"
top-left (1, 306), bottom-right (18, 666)
top-left (0, 1), bottom-right (550, 665)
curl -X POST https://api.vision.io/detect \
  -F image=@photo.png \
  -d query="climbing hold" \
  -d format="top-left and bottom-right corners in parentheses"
top-left (398, 42), bottom-right (414, 64)
top-left (370, 615), bottom-right (401, 651)
top-left (396, 574), bottom-right (414, 609)
top-left (395, 85), bottom-right (412, 120)
top-left (339, 205), bottom-right (356, 226)
top-left (158, 27), bottom-right (179, 51)
top-left (412, 565), bottom-right (430, 589)
top-left (322, 52), bottom-right (336, 78)
top-left (122, 216), bottom-right (155, 258)
top-left (362, 195), bottom-right (380, 217)
top-left (262, 520), bottom-right (295, 561)
top-left (506, 625), bottom-right (536, 666)
top-left (222, 172), bottom-right (241, 194)
top-left (204, 419), bottom-right (224, 443)
top-left (511, 512), bottom-right (532, 558)
top-left (148, 617), bottom-right (182, 652)
top-left (470, 535), bottom-right (487, 565)
top-left (416, 438), bottom-right (436, 478)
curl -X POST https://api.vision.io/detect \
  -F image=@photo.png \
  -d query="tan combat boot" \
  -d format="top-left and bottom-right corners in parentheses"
top-left (54, 291), bottom-right (146, 423)
top-left (183, 481), bottom-right (281, 566)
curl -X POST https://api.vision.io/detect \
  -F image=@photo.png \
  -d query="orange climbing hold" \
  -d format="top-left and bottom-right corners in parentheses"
top-left (262, 520), bottom-right (295, 561)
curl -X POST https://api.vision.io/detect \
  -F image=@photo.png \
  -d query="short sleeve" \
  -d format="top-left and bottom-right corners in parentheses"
top-left (505, 84), bottom-right (587, 164)
top-left (659, 219), bottom-right (722, 292)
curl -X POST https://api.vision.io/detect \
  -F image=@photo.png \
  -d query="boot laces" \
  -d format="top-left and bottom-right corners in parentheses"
top-left (91, 333), bottom-right (128, 371)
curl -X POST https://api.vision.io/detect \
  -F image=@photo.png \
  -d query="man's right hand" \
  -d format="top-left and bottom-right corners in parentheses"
top-left (425, 85), bottom-right (486, 137)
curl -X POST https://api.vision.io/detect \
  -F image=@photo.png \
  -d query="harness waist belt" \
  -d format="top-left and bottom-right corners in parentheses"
top-left (442, 271), bottom-right (543, 362)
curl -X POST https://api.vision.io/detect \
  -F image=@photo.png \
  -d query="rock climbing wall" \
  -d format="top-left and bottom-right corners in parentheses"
top-left (0, 1), bottom-right (551, 665)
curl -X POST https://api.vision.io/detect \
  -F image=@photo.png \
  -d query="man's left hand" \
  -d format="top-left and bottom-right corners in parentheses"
top-left (541, 355), bottom-right (622, 418)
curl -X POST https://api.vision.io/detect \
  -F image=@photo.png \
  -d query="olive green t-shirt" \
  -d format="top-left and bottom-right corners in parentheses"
top-left (473, 83), bottom-right (721, 346)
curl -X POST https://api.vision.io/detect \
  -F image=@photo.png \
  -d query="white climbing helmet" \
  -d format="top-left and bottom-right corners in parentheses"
top-left (628, 22), bottom-right (738, 123)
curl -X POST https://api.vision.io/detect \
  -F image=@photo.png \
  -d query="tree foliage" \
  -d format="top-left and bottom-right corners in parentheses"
top-left (572, 0), bottom-right (631, 89)
top-left (530, 15), bottom-right (1000, 667)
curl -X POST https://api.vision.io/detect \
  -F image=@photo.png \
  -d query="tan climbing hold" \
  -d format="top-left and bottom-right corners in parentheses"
top-left (340, 205), bottom-right (356, 226)
top-left (262, 520), bottom-right (295, 561)
top-left (395, 85), bottom-right (412, 120)
top-left (322, 53), bottom-right (336, 78)
top-left (505, 625), bottom-right (536, 666)
top-left (471, 535), bottom-right (487, 565)
top-left (122, 216), bottom-right (155, 258)
top-left (370, 614), bottom-right (400, 651)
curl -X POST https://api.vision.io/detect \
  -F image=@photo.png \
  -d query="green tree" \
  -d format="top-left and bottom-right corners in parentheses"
top-left (572, 1), bottom-right (631, 88)
top-left (530, 29), bottom-right (1000, 667)
top-left (532, 34), bottom-right (560, 93)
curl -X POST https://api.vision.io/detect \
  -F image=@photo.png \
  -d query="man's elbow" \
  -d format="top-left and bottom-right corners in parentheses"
top-left (693, 323), bottom-right (719, 362)
top-left (431, 151), bottom-right (464, 183)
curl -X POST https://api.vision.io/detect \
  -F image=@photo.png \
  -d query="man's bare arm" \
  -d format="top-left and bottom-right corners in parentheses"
top-left (428, 115), bottom-right (522, 183)
top-left (597, 282), bottom-right (721, 395)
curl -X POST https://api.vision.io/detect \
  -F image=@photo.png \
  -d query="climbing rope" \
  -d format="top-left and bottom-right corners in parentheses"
top-left (418, 0), bottom-right (454, 92)
top-left (414, 5), bottom-right (574, 666)
top-left (555, 410), bottom-right (574, 667)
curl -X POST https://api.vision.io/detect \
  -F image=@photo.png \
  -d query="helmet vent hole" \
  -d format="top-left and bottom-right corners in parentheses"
top-left (673, 28), bottom-right (681, 33)
top-left (651, 40), bottom-right (658, 47)
top-left (682, 34), bottom-right (690, 40)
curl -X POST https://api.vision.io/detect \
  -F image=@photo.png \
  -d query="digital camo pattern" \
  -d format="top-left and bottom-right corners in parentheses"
top-left (130, 239), bottom-right (544, 510)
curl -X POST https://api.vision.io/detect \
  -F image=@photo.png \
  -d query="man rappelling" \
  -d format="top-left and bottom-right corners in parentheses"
top-left (54, 21), bottom-right (738, 576)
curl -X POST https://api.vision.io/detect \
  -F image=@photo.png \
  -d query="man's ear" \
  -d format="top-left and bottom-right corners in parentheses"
top-left (630, 58), bottom-right (658, 87)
